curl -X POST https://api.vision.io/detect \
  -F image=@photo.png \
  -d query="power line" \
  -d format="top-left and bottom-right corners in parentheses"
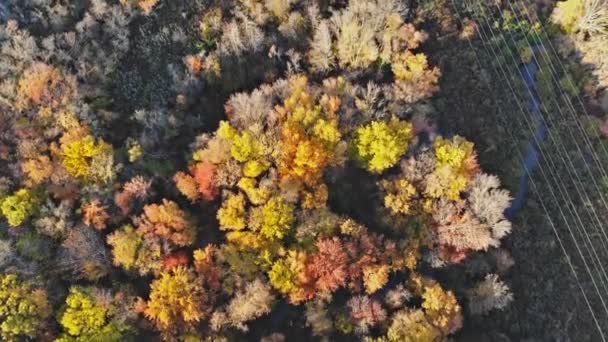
top-left (508, 1), bottom-right (608, 249)
top-left (450, 1), bottom-right (608, 338)
top-left (472, 0), bottom-right (608, 311)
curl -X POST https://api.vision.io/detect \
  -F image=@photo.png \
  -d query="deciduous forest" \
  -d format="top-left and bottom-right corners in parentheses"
top-left (1, 0), bottom-right (608, 341)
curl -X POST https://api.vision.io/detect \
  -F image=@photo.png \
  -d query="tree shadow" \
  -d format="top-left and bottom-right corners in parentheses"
top-left (416, 0), bottom-right (608, 340)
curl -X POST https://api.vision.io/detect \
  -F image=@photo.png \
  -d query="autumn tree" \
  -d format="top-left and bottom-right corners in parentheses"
top-left (135, 199), bottom-right (196, 247)
top-left (351, 118), bottom-right (414, 173)
top-left (420, 282), bottom-right (462, 335)
top-left (0, 188), bottom-right (40, 227)
top-left (392, 51), bottom-right (441, 103)
top-left (275, 76), bottom-right (344, 191)
top-left (425, 136), bottom-right (478, 200)
top-left (0, 274), bottom-right (51, 342)
top-left (21, 155), bottom-right (53, 186)
top-left (380, 177), bottom-right (417, 215)
top-left (347, 296), bottom-right (387, 334)
top-left (57, 286), bottom-right (134, 342)
top-left (108, 200), bottom-right (196, 276)
top-left (211, 278), bottom-right (275, 332)
top-left (15, 63), bottom-right (75, 111)
top-left (306, 237), bottom-right (348, 294)
top-left (385, 309), bottom-right (441, 342)
top-left (217, 192), bottom-right (247, 231)
top-left (466, 274), bottom-right (513, 315)
top-left (174, 172), bottom-right (200, 202)
top-left (56, 226), bottom-right (111, 281)
top-left (82, 200), bottom-right (110, 230)
top-left (58, 128), bottom-right (114, 183)
top-left (114, 176), bottom-right (152, 215)
top-left (107, 225), bottom-right (143, 272)
top-left (258, 196), bottom-right (294, 240)
top-left (268, 250), bottom-right (314, 304)
top-left (143, 267), bottom-right (210, 334)
top-left (192, 161), bottom-right (219, 201)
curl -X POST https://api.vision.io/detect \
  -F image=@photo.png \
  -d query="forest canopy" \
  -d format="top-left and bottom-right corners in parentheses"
top-left (0, 0), bottom-right (520, 341)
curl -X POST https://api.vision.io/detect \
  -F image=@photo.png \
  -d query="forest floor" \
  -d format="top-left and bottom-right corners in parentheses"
top-left (417, 1), bottom-right (606, 340)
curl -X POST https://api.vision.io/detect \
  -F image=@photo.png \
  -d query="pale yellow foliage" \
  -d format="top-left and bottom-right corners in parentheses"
top-left (21, 156), bottom-right (53, 186)
top-left (363, 265), bottom-right (390, 294)
top-left (381, 178), bottom-right (417, 215)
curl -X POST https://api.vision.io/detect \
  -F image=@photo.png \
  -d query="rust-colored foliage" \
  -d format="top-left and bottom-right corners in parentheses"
top-left (343, 230), bottom-right (398, 291)
top-left (82, 200), bottom-right (110, 230)
top-left (114, 191), bottom-right (132, 216)
top-left (191, 160), bottom-right (218, 201)
top-left (136, 199), bottom-right (196, 247)
top-left (115, 176), bottom-right (152, 215)
top-left (162, 251), bottom-right (190, 271)
top-left (306, 237), bottom-right (349, 294)
top-left (184, 55), bottom-right (204, 75)
top-left (193, 245), bottom-right (221, 291)
top-left (174, 172), bottom-right (200, 202)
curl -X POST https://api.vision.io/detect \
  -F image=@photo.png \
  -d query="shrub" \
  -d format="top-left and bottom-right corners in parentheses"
top-left (0, 240), bottom-right (14, 268)
top-left (15, 231), bottom-right (53, 261)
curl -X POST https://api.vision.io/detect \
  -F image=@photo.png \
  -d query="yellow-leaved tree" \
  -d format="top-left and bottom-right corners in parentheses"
top-left (351, 117), bottom-right (413, 173)
top-left (143, 267), bottom-right (210, 334)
